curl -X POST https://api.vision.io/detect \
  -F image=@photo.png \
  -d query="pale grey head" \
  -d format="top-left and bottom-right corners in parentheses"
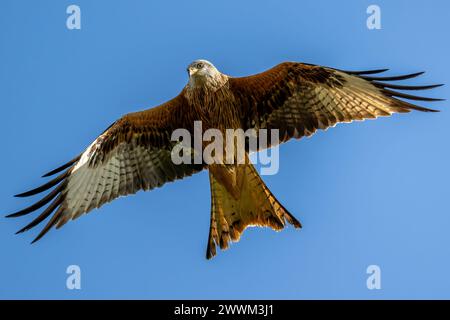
top-left (186, 59), bottom-right (227, 89)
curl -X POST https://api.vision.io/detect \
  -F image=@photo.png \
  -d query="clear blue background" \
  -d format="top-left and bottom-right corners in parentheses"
top-left (0, 0), bottom-right (449, 299)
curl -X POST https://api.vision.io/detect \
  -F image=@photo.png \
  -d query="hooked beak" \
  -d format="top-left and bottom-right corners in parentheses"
top-left (188, 67), bottom-right (198, 77)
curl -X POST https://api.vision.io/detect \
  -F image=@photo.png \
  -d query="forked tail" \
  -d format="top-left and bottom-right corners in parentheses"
top-left (207, 161), bottom-right (301, 259)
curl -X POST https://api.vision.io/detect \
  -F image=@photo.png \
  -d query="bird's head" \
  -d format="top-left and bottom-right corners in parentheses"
top-left (186, 59), bottom-right (225, 89)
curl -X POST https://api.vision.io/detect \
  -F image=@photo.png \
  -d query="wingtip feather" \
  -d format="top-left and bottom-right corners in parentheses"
top-left (14, 191), bottom-right (34, 198)
top-left (15, 228), bottom-right (26, 235)
top-left (41, 155), bottom-right (81, 178)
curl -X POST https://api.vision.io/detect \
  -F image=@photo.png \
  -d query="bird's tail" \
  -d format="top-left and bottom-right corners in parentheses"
top-left (206, 158), bottom-right (301, 259)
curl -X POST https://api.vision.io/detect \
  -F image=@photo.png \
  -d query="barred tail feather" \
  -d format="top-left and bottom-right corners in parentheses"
top-left (207, 161), bottom-right (301, 259)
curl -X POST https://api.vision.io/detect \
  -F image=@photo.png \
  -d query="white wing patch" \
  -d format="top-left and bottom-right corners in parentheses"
top-left (54, 141), bottom-right (203, 228)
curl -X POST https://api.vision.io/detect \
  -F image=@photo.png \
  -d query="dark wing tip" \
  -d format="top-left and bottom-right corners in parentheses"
top-left (421, 108), bottom-right (440, 112)
top-left (6, 212), bottom-right (20, 218)
top-left (42, 155), bottom-right (81, 178)
top-left (13, 155), bottom-right (78, 204)
top-left (15, 227), bottom-right (27, 235)
top-left (6, 180), bottom-right (66, 221)
top-left (14, 191), bottom-right (36, 198)
top-left (14, 170), bottom-right (70, 198)
top-left (373, 82), bottom-right (445, 91)
top-left (293, 220), bottom-right (303, 229)
top-left (343, 68), bottom-right (389, 75)
top-left (426, 83), bottom-right (445, 89)
top-left (361, 71), bottom-right (425, 82)
top-left (30, 237), bottom-right (41, 244)
top-left (383, 88), bottom-right (445, 103)
top-left (13, 195), bottom-right (65, 241)
top-left (391, 99), bottom-right (441, 113)
top-left (353, 69), bottom-right (445, 111)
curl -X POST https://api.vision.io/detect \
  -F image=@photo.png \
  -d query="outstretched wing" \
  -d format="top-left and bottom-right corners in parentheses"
top-left (229, 62), bottom-right (443, 144)
top-left (7, 93), bottom-right (204, 242)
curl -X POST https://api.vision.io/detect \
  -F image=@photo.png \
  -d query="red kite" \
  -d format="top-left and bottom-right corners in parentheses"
top-left (8, 60), bottom-right (443, 259)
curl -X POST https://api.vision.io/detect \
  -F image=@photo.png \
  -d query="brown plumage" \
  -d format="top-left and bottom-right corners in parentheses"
top-left (7, 59), bottom-right (443, 259)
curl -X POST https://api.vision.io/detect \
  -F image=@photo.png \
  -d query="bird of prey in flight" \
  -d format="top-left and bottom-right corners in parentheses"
top-left (7, 60), bottom-right (443, 259)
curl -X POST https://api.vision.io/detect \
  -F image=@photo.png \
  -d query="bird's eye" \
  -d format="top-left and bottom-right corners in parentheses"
top-left (196, 63), bottom-right (204, 69)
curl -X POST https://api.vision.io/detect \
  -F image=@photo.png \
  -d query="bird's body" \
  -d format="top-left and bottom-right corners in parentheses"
top-left (8, 59), bottom-right (443, 259)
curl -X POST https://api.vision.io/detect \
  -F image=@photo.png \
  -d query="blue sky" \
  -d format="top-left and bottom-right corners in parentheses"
top-left (1, 0), bottom-right (449, 299)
